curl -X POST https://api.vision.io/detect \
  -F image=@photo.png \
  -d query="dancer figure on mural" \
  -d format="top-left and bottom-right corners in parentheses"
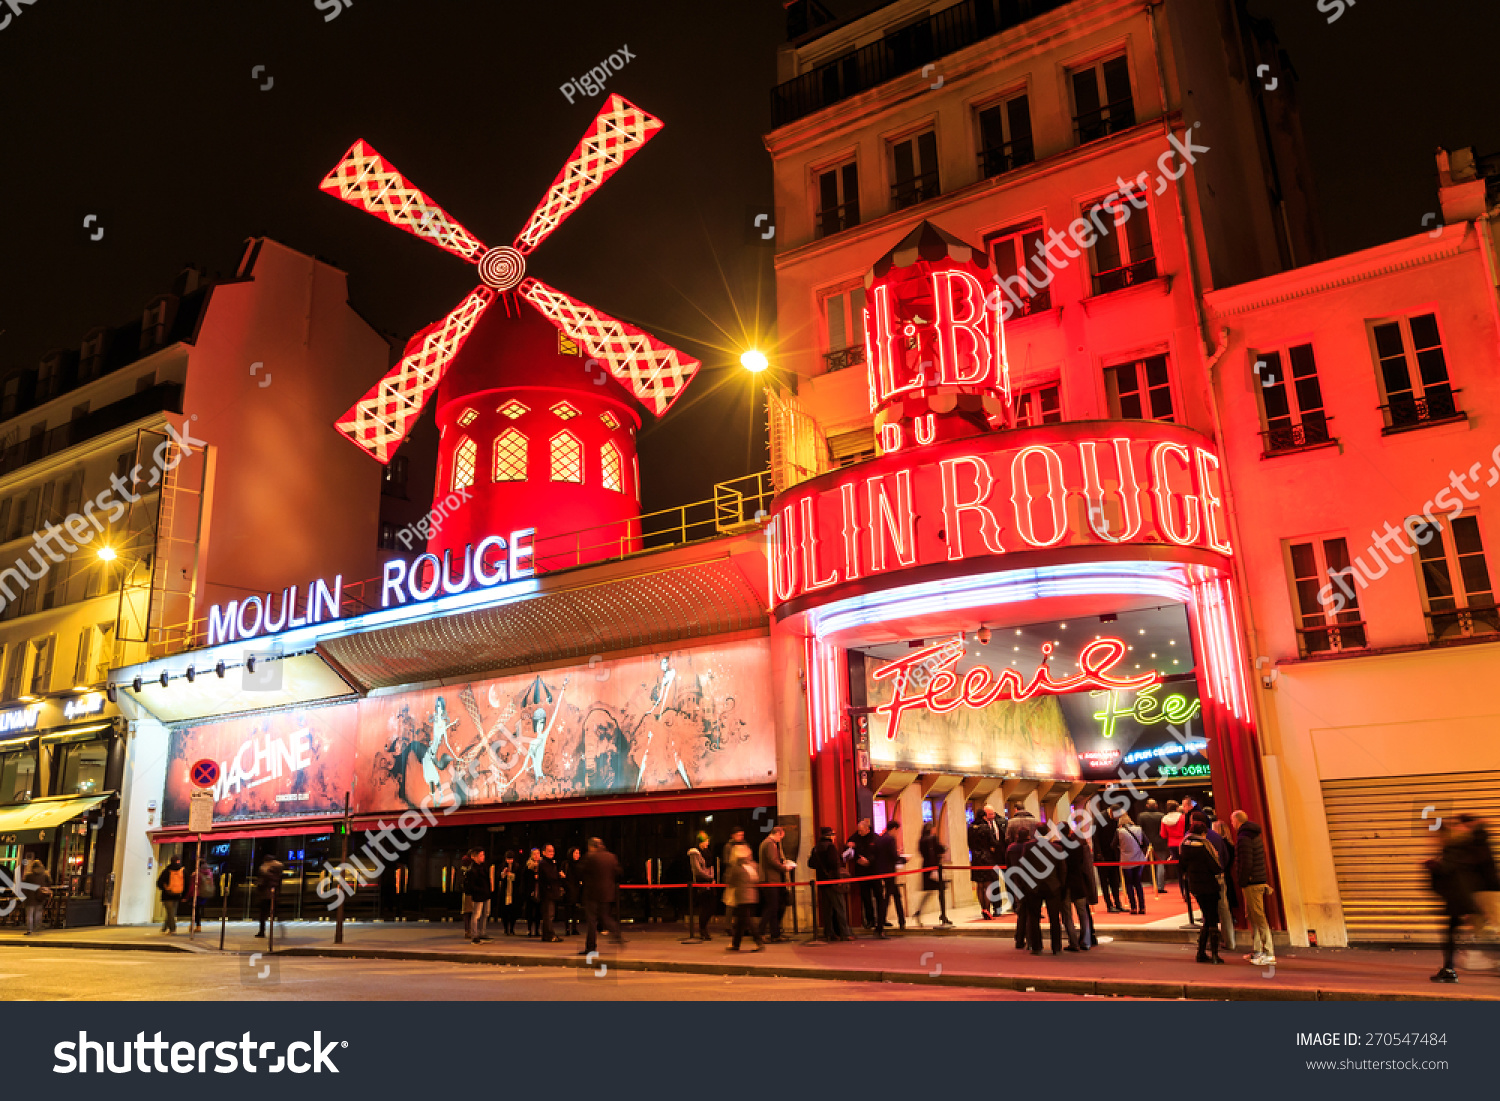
top-left (421, 696), bottom-right (460, 801)
top-left (523, 676), bottom-right (569, 782)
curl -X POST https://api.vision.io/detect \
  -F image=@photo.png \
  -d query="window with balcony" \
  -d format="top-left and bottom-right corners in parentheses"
top-left (821, 285), bottom-right (867, 372)
top-left (1416, 514), bottom-right (1497, 640)
top-left (890, 130), bottom-right (939, 210)
top-left (816, 160), bottom-right (859, 238)
top-left (976, 92), bottom-right (1033, 179)
top-left (451, 437), bottom-right (477, 493)
top-left (1289, 537), bottom-right (1367, 655)
top-left (1014, 382), bottom-right (1062, 426)
top-left (1257, 344), bottom-right (1331, 453)
top-left (1105, 355), bottom-right (1174, 422)
top-left (1071, 52), bottom-right (1134, 144)
top-left (493, 428), bottom-right (527, 481)
top-left (1372, 313), bottom-right (1460, 431)
top-left (986, 222), bottom-right (1051, 318)
top-left (1086, 189), bottom-right (1156, 295)
top-left (1, 643), bottom-right (25, 700)
top-left (600, 442), bottom-right (623, 493)
top-left (550, 431), bottom-right (583, 483)
top-left (29, 636), bottom-right (54, 696)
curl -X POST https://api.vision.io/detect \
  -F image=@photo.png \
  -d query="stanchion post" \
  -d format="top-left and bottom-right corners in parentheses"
top-left (187, 835), bottom-right (200, 942)
top-left (218, 880), bottom-right (228, 952)
top-left (810, 878), bottom-right (821, 943)
top-left (267, 886), bottom-right (276, 954)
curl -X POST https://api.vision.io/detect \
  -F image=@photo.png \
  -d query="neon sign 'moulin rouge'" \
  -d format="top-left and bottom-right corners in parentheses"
top-left (872, 637), bottom-right (1159, 741)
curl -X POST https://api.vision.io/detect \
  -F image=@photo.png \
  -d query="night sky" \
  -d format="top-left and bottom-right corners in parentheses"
top-left (1, 0), bottom-right (1495, 514)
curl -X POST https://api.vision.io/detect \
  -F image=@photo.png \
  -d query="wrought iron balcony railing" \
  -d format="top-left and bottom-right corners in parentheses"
top-left (1090, 257), bottom-right (1158, 297)
top-left (1380, 387), bottom-right (1462, 432)
top-left (1261, 418), bottom-right (1333, 455)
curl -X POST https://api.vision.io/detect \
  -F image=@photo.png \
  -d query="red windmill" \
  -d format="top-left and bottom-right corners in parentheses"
top-left (320, 94), bottom-right (700, 567)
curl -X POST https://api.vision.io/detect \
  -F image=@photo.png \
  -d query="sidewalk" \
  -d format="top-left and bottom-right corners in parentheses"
top-left (4, 919), bottom-right (1495, 1000)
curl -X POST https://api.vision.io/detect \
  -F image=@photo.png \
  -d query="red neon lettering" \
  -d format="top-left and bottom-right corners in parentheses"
top-left (799, 495), bottom-right (840, 592)
top-left (939, 454), bottom-right (1006, 561)
top-left (1151, 441), bottom-right (1202, 546)
top-left (1078, 438), bottom-right (1144, 543)
top-left (769, 504), bottom-right (799, 603)
top-left (878, 422), bottom-right (904, 454)
top-left (866, 468), bottom-right (917, 571)
top-left (931, 270), bottom-right (993, 387)
top-left (865, 283), bottom-right (918, 404)
top-left (839, 480), bottom-right (862, 582)
top-left (1009, 445), bottom-right (1068, 547)
top-left (913, 413), bottom-right (937, 446)
top-left (1195, 448), bottom-right (1232, 555)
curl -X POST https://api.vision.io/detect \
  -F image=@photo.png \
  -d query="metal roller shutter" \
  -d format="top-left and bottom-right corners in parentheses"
top-left (1321, 771), bottom-right (1500, 943)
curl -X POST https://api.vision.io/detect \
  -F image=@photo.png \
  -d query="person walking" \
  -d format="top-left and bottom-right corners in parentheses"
top-left (1137, 799), bottom-right (1167, 893)
top-left (1060, 822), bottom-right (1097, 949)
top-left (1117, 813), bottom-right (1149, 915)
top-left (757, 826), bottom-right (794, 942)
top-left (522, 847), bottom-right (541, 936)
top-left (1161, 800), bottom-right (1193, 921)
top-left (808, 826), bottom-right (851, 941)
top-left (913, 822), bottom-right (952, 927)
top-left (688, 832), bottom-right (717, 940)
top-left (846, 819), bottom-right (879, 929)
top-left (562, 845), bottom-right (583, 936)
top-left (1230, 810), bottom-right (1273, 965)
top-left (465, 848), bottom-right (493, 944)
top-left (1465, 814), bottom-right (1500, 938)
top-left (21, 858), bottom-right (52, 935)
top-left (1428, 818), bottom-right (1484, 983)
top-left (1178, 815), bottom-right (1224, 963)
top-left (1006, 822), bottom-right (1060, 954)
top-left (155, 856), bottom-right (187, 934)
top-left (721, 828), bottom-right (746, 872)
top-left (1093, 809), bottom-right (1124, 913)
top-left (192, 859), bottom-right (216, 932)
top-left (968, 805), bottom-right (1004, 919)
top-left (724, 842), bottom-right (764, 952)
top-left (579, 837), bottom-right (624, 954)
top-left (872, 819), bottom-right (907, 936)
top-left (498, 851), bottom-right (520, 935)
top-left (253, 854), bottom-right (282, 938)
top-left (538, 843), bottom-right (564, 942)
top-left (458, 851), bottom-right (475, 939)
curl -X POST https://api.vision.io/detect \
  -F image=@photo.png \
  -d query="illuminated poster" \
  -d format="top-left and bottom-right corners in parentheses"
top-left (1060, 680), bottom-right (1205, 781)
top-left (863, 655), bottom-right (1079, 779)
top-left (163, 705), bottom-right (359, 825)
top-left (354, 639), bottom-right (775, 814)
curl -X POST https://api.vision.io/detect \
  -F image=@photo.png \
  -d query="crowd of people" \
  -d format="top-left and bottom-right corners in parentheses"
top-left (457, 841), bottom-right (625, 953)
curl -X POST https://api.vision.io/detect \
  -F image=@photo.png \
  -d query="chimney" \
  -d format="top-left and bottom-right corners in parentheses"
top-left (1436, 146), bottom-right (1489, 225)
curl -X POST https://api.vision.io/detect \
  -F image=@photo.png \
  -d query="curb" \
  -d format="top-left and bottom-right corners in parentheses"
top-left (0, 936), bottom-right (204, 954)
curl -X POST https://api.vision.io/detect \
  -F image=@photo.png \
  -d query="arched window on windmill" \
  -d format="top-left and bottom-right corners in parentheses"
top-left (550, 431), bottom-right (583, 483)
top-left (452, 437), bottom-right (478, 492)
top-left (494, 428), bottom-right (528, 482)
top-left (600, 441), bottom-right (623, 492)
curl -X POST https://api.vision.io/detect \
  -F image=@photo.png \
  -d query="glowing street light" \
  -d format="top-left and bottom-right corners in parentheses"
top-left (740, 349), bottom-right (768, 373)
top-left (96, 546), bottom-right (117, 562)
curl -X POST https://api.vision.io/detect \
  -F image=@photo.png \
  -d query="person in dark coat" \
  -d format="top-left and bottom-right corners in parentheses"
top-left (688, 832), bottom-right (717, 940)
top-left (1178, 815), bottom-right (1224, 964)
top-left (21, 858), bottom-right (52, 935)
top-left (562, 846), bottom-right (583, 935)
top-left (1428, 818), bottom-right (1486, 983)
top-left (913, 822), bottom-right (952, 927)
top-left (808, 826), bottom-right (851, 940)
top-left (1060, 822), bottom-right (1097, 949)
top-left (521, 848), bottom-right (541, 936)
top-left (1231, 811), bottom-right (1273, 964)
top-left (846, 819), bottom-right (879, 929)
top-left (252, 856), bottom-right (281, 939)
top-left (1204, 813), bottom-right (1237, 951)
top-left (578, 837), bottom-right (624, 954)
top-left (1137, 799), bottom-right (1167, 893)
top-left (464, 848), bottom-right (493, 944)
top-left (1005, 823), bottom-right (1063, 954)
top-left (724, 842), bottom-right (764, 951)
top-left (497, 851), bottom-right (521, 935)
top-left (757, 826), bottom-right (794, 942)
top-left (968, 805), bottom-right (1004, 918)
top-left (872, 820), bottom-right (907, 936)
top-left (538, 844), bottom-right (564, 942)
top-left (1092, 810), bottom-right (1124, 913)
top-left (1464, 814), bottom-right (1500, 934)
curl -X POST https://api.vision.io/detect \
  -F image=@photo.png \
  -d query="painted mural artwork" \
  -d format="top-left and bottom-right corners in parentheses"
top-left (863, 656), bottom-right (1079, 780)
top-left (163, 707), bottom-right (358, 826)
top-left (357, 642), bottom-right (771, 812)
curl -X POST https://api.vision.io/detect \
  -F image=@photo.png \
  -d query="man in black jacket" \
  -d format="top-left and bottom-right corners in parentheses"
top-left (808, 826), bottom-right (851, 941)
top-left (1136, 799), bottom-right (1167, 893)
top-left (872, 820), bottom-right (907, 936)
top-left (465, 849), bottom-right (493, 944)
top-left (968, 806), bottom-right (1003, 918)
top-left (846, 819), bottom-right (879, 929)
top-left (1232, 810), bottom-right (1273, 965)
top-left (1179, 815), bottom-right (1224, 964)
top-left (578, 837), bottom-right (624, 954)
top-left (538, 844), bottom-right (564, 942)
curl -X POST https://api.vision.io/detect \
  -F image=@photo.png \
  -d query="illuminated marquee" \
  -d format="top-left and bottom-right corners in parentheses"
top-left (872, 636), bottom-right (1158, 743)
top-left (768, 422), bottom-right (1231, 611)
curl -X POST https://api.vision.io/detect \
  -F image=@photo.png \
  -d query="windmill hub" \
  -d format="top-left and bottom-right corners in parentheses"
top-left (477, 245), bottom-right (526, 291)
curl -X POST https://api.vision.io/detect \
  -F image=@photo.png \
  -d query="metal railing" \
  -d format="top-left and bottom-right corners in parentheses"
top-left (890, 170), bottom-right (941, 211)
top-left (1380, 388), bottom-right (1462, 432)
top-left (1090, 257), bottom-right (1158, 297)
top-left (0, 382), bottom-right (184, 479)
top-left (977, 139), bottom-right (1035, 179)
top-left (1297, 621), bottom-right (1367, 657)
top-left (771, 0), bottom-right (1070, 127)
top-left (1261, 418), bottom-right (1333, 455)
top-left (1075, 98), bottom-right (1137, 145)
top-left (815, 200), bottom-right (860, 238)
top-left (1427, 603), bottom-right (1500, 642)
top-left (823, 345), bottom-right (867, 372)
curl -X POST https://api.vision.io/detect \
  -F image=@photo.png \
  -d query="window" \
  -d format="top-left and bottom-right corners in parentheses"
top-left (498, 400), bottom-right (529, 420)
top-left (986, 222), bottom-right (1051, 318)
top-left (451, 437), bottom-right (477, 493)
top-left (0, 643), bottom-right (24, 700)
top-left (890, 130), bottom-right (939, 210)
top-left (8, 488), bottom-right (34, 542)
top-left (1372, 314), bottom-right (1459, 431)
top-left (382, 454), bottom-right (409, 498)
top-left (816, 160), bottom-right (859, 238)
top-left (1105, 355), bottom-right (1174, 421)
top-left (79, 331), bottom-right (105, 380)
top-left (550, 432), bottom-right (583, 483)
top-left (821, 286), bottom-right (867, 371)
top-left (1, 377), bottom-right (19, 419)
top-left (493, 428), bottom-right (527, 482)
top-left (29, 636), bottom-right (54, 696)
top-left (1014, 383), bottom-right (1062, 427)
top-left (0, 749), bottom-right (36, 802)
top-left (1257, 344), bottom-right (1330, 453)
top-left (91, 623), bottom-right (114, 684)
top-left (1416, 514), bottom-right (1498, 640)
top-left (58, 740), bottom-right (108, 797)
top-left (1289, 538), bottom-right (1367, 655)
top-left (73, 627), bottom-right (94, 687)
top-left (378, 521), bottom-right (401, 551)
top-left (550, 401), bottom-right (580, 421)
top-left (0, 499), bottom-right (10, 542)
top-left (1071, 53), bottom-right (1135, 144)
top-left (599, 411), bottom-right (619, 431)
top-left (1086, 189), bottom-right (1156, 294)
top-left (976, 92), bottom-right (1034, 179)
top-left (141, 299), bottom-right (170, 350)
top-left (600, 443), bottom-right (623, 492)
top-left (457, 408), bottom-right (479, 427)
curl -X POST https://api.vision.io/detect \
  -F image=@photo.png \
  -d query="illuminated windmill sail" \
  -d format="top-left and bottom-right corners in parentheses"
top-left (321, 94), bottom-right (701, 464)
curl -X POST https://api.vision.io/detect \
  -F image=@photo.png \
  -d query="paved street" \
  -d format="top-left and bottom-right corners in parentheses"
top-left (0, 947), bottom-right (1092, 1001)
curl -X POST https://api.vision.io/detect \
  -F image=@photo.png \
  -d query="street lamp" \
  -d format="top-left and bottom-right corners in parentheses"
top-left (740, 349), bottom-right (768, 373)
top-left (96, 545), bottom-right (117, 562)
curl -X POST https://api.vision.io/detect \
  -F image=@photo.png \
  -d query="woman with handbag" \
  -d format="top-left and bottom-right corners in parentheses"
top-left (724, 843), bottom-right (764, 952)
top-left (912, 823), bottom-right (952, 927)
top-left (22, 859), bottom-right (52, 935)
top-left (1117, 814), bottom-right (1149, 915)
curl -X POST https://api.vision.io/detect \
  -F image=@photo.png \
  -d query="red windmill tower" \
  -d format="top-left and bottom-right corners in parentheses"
top-left (320, 94), bottom-right (700, 568)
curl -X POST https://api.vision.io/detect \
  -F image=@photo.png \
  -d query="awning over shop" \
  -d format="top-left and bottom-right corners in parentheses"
top-left (0, 794), bottom-right (109, 845)
top-left (150, 816), bottom-right (343, 845)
